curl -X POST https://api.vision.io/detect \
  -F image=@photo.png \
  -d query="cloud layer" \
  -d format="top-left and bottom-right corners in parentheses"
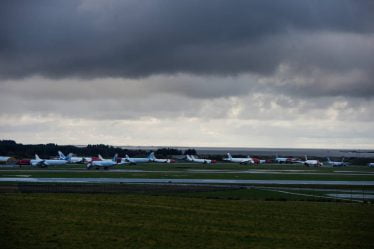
top-left (1, 1), bottom-right (373, 78)
top-left (1, 0), bottom-right (374, 148)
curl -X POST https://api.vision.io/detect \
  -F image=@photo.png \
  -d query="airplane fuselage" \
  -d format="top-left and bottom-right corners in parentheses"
top-left (31, 159), bottom-right (68, 167)
top-left (275, 157), bottom-right (297, 163)
top-left (68, 157), bottom-right (91, 163)
top-left (327, 161), bottom-right (345, 167)
top-left (126, 158), bottom-right (151, 164)
top-left (225, 158), bottom-right (253, 164)
top-left (87, 160), bottom-right (117, 169)
top-left (304, 160), bottom-right (322, 167)
top-left (153, 158), bottom-right (171, 163)
top-left (187, 155), bottom-right (212, 164)
top-left (191, 158), bottom-right (212, 164)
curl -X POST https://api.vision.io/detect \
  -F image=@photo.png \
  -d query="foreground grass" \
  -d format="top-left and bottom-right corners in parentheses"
top-left (1, 193), bottom-right (373, 249)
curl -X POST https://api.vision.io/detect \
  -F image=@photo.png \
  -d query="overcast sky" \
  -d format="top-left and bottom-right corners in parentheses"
top-left (1, 0), bottom-right (374, 148)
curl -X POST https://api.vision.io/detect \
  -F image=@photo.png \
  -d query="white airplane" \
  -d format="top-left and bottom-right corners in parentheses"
top-left (303, 155), bottom-right (322, 167)
top-left (31, 154), bottom-right (68, 167)
top-left (368, 163), bottom-right (374, 167)
top-left (326, 157), bottom-right (346, 167)
top-left (86, 154), bottom-right (118, 170)
top-left (149, 152), bottom-right (173, 163)
top-left (224, 153), bottom-right (254, 164)
top-left (124, 153), bottom-right (153, 164)
top-left (58, 151), bottom-right (91, 163)
top-left (252, 158), bottom-right (267, 164)
top-left (186, 155), bottom-right (214, 164)
top-left (274, 154), bottom-right (297, 164)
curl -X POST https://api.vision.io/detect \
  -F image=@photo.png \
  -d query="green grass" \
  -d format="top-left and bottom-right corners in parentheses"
top-left (176, 188), bottom-right (346, 201)
top-left (168, 188), bottom-right (327, 201)
top-left (1, 193), bottom-right (373, 249)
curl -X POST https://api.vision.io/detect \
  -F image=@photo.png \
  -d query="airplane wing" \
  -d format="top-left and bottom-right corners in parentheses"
top-left (36, 160), bottom-right (46, 167)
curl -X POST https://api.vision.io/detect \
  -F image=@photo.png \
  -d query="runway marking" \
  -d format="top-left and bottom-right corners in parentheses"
top-left (326, 193), bottom-right (374, 200)
top-left (3, 175), bottom-right (31, 177)
top-left (257, 187), bottom-right (364, 203)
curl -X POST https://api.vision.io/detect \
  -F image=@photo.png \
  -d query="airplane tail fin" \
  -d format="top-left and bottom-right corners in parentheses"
top-left (98, 154), bottom-right (104, 161)
top-left (35, 154), bottom-right (41, 160)
top-left (191, 155), bottom-right (197, 160)
top-left (66, 153), bottom-right (73, 161)
top-left (186, 155), bottom-right (192, 161)
top-left (148, 152), bottom-right (156, 160)
top-left (58, 151), bottom-right (65, 160)
top-left (227, 153), bottom-right (232, 160)
top-left (305, 155), bottom-right (308, 161)
top-left (327, 157), bottom-right (331, 162)
top-left (125, 154), bottom-right (130, 159)
top-left (112, 153), bottom-right (118, 162)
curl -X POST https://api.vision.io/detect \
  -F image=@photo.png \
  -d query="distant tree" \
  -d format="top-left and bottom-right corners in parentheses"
top-left (0, 140), bottom-right (146, 159)
top-left (156, 148), bottom-right (182, 157)
top-left (184, 148), bottom-right (197, 155)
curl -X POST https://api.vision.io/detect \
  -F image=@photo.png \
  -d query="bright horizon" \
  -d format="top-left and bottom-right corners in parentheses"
top-left (3, 139), bottom-right (374, 151)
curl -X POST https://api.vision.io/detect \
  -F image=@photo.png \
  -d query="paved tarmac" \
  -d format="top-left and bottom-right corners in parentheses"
top-left (0, 177), bottom-right (373, 186)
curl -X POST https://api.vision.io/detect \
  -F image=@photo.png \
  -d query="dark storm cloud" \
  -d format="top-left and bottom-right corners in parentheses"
top-left (1, 0), bottom-right (373, 78)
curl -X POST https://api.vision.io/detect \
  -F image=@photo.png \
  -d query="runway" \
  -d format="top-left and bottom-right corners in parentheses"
top-left (0, 177), bottom-right (373, 186)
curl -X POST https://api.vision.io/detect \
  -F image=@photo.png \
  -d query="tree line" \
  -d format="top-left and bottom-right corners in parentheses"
top-left (0, 140), bottom-right (191, 159)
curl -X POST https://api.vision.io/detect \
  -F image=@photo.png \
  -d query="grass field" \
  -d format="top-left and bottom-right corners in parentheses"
top-left (1, 193), bottom-right (373, 249)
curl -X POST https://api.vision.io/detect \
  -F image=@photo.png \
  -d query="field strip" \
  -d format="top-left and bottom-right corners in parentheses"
top-left (256, 186), bottom-right (374, 194)
top-left (256, 187), bottom-right (364, 203)
top-left (1, 177), bottom-right (374, 186)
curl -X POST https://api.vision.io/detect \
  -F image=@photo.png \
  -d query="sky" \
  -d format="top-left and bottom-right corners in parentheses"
top-left (1, 0), bottom-right (374, 148)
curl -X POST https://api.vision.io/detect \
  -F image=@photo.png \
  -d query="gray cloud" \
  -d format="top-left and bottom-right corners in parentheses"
top-left (1, 76), bottom-right (374, 123)
top-left (1, 1), bottom-right (374, 148)
top-left (1, 0), bottom-right (373, 80)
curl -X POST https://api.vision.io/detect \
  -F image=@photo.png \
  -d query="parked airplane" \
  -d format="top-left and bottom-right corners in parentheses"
top-left (303, 155), bottom-right (322, 167)
top-left (58, 151), bottom-right (91, 163)
top-left (368, 163), bottom-right (374, 167)
top-left (149, 152), bottom-right (173, 163)
top-left (124, 153), bottom-right (153, 164)
top-left (252, 157), bottom-right (268, 164)
top-left (86, 154), bottom-right (118, 170)
top-left (31, 154), bottom-right (68, 167)
top-left (274, 154), bottom-right (298, 164)
top-left (326, 157), bottom-right (346, 167)
top-left (224, 153), bottom-right (254, 164)
top-left (186, 155), bottom-right (215, 164)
